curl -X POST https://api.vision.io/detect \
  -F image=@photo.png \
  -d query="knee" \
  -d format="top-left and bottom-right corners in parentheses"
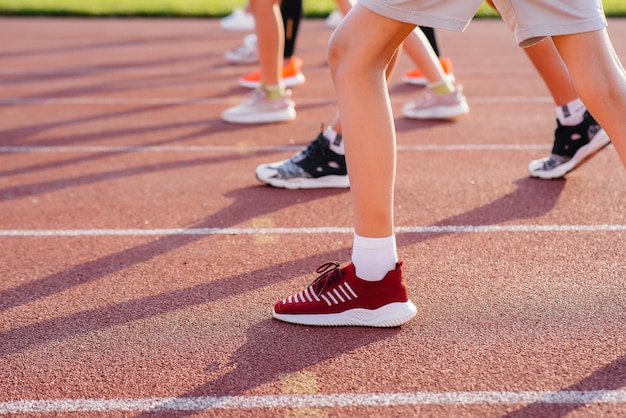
top-left (328, 29), bottom-right (369, 87)
top-left (328, 31), bottom-right (349, 83)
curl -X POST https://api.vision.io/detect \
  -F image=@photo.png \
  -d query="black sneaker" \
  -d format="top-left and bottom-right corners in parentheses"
top-left (528, 111), bottom-right (611, 179)
top-left (255, 131), bottom-right (349, 189)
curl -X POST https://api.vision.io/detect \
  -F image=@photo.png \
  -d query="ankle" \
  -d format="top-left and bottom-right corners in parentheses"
top-left (428, 79), bottom-right (455, 95)
top-left (262, 84), bottom-right (285, 99)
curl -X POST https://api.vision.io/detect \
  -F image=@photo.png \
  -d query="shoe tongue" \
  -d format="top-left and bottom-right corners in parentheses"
top-left (316, 133), bottom-right (330, 147)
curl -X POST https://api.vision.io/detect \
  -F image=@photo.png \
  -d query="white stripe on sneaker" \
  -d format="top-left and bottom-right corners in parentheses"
top-left (332, 288), bottom-right (345, 303)
top-left (343, 283), bottom-right (358, 298)
top-left (327, 292), bottom-right (339, 305)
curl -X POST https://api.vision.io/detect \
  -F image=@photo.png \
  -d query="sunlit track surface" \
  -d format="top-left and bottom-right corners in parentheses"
top-left (1, 17), bottom-right (625, 417)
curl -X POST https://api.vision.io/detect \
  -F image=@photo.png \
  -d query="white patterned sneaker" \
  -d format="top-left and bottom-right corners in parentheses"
top-left (220, 8), bottom-right (255, 31)
top-left (325, 9), bottom-right (344, 28)
top-left (222, 89), bottom-right (296, 124)
top-left (225, 33), bottom-right (258, 65)
top-left (402, 86), bottom-right (469, 120)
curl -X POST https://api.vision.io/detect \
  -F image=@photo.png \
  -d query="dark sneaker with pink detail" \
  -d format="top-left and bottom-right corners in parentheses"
top-left (272, 261), bottom-right (417, 327)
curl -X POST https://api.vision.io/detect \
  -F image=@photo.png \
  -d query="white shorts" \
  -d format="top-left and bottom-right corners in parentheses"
top-left (358, 0), bottom-right (608, 47)
top-left (493, 0), bottom-right (607, 47)
top-left (358, 0), bottom-right (484, 32)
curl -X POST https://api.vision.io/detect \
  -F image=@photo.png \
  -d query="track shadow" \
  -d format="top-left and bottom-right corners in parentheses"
top-left (136, 319), bottom-right (401, 416)
top-left (0, 117), bottom-right (296, 197)
top-left (0, 186), bottom-right (349, 315)
top-left (0, 53), bottom-right (216, 89)
top-left (503, 354), bottom-right (626, 417)
top-left (0, 103), bottom-right (182, 145)
top-left (0, 248), bottom-right (349, 357)
top-left (395, 116), bottom-right (457, 133)
top-left (0, 176), bottom-right (563, 357)
top-left (397, 177), bottom-right (566, 248)
top-left (0, 150), bottom-right (274, 202)
top-left (0, 33), bottom-right (207, 60)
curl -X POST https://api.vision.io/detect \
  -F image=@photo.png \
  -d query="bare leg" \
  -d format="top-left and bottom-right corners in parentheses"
top-left (334, 0), bottom-right (353, 16)
top-left (329, 4), bottom-right (414, 237)
top-left (552, 29), bottom-right (626, 167)
top-left (250, 0), bottom-right (283, 87)
top-left (402, 28), bottom-right (447, 83)
top-left (524, 38), bottom-right (577, 106)
top-left (329, 46), bottom-right (402, 136)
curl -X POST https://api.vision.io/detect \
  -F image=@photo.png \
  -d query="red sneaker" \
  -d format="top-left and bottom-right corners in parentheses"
top-left (273, 261), bottom-right (417, 327)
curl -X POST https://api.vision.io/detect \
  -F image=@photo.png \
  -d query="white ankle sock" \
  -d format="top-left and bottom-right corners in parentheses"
top-left (352, 233), bottom-right (398, 281)
top-left (323, 127), bottom-right (345, 155)
top-left (556, 98), bottom-right (586, 126)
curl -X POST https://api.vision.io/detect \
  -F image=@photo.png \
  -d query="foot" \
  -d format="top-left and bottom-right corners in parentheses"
top-left (528, 111), bottom-right (611, 179)
top-left (222, 89), bottom-right (296, 124)
top-left (220, 8), bottom-right (255, 32)
top-left (403, 85), bottom-right (469, 120)
top-left (273, 261), bottom-right (417, 327)
top-left (225, 33), bottom-right (258, 65)
top-left (255, 130), bottom-right (349, 189)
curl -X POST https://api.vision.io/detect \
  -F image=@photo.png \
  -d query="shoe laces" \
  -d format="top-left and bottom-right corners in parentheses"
top-left (309, 262), bottom-right (343, 295)
top-left (291, 131), bottom-right (328, 163)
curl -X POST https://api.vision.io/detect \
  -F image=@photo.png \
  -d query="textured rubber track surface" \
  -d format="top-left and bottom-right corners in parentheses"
top-left (1, 17), bottom-right (625, 417)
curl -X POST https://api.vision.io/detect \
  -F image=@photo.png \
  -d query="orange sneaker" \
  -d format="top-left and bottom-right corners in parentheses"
top-left (238, 57), bottom-right (306, 89)
top-left (402, 57), bottom-right (455, 86)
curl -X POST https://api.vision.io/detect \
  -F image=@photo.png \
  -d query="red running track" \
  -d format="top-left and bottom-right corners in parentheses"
top-left (0, 17), bottom-right (625, 417)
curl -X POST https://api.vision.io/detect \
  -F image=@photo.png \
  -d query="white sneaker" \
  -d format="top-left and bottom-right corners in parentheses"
top-left (220, 8), bottom-right (255, 31)
top-left (325, 9), bottom-right (344, 28)
top-left (225, 33), bottom-right (258, 65)
top-left (403, 86), bottom-right (469, 120)
top-left (222, 89), bottom-right (296, 124)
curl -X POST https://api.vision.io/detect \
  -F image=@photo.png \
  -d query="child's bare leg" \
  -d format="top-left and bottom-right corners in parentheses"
top-left (552, 29), bottom-right (626, 167)
top-left (250, 0), bottom-right (283, 87)
top-left (334, 0), bottom-right (353, 16)
top-left (328, 44), bottom-right (401, 136)
top-left (524, 38), bottom-right (577, 105)
top-left (402, 28), bottom-right (447, 83)
top-left (328, 4), bottom-right (413, 238)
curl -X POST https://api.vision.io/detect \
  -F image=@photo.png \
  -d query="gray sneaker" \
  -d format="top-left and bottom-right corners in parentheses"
top-left (528, 111), bottom-right (611, 179)
top-left (255, 132), bottom-right (349, 189)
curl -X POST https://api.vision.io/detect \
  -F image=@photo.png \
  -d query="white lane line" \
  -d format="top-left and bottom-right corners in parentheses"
top-left (0, 96), bottom-right (551, 105)
top-left (2, 390), bottom-right (626, 413)
top-left (0, 144), bottom-right (549, 153)
top-left (0, 145), bottom-right (303, 153)
top-left (0, 144), bottom-right (551, 153)
top-left (1, 224), bottom-right (626, 237)
top-left (0, 97), bottom-right (337, 106)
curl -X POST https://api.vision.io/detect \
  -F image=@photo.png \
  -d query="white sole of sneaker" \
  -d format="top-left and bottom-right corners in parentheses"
top-left (239, 73), bottom-right (306, 89)
top-left (272, 301), bottom-right (417, 327)
top-left (528, 129), bottom-right (611, 179)
top-left (256, 173), bottom-right (349, 189)
top-left (225, 56), bottom-right (258, 65)
top-left (402, 74), bottom-right (455, 86)
top-left (402, 101), bottom-right (469, 120)
top-left (222, 108), bottom-right (296, 124)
